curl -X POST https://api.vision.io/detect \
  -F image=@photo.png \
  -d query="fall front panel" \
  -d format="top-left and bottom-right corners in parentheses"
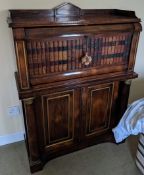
top-left (26, 33), bottom-right (131, 76)
top-left (23, 26), bottom-right (133, 86)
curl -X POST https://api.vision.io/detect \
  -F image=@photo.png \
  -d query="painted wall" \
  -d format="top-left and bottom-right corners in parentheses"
top-left (0, 0), bottom-right (144, 138)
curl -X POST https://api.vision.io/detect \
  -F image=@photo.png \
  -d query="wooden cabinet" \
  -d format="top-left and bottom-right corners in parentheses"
top-left (8, 2), bottom-right (142, 173)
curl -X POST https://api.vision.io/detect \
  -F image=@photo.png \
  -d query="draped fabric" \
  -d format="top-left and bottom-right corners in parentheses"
top-left (112, 98), bottom-right (144, 143)
top-left (112, 98), bottom-right (144, 174)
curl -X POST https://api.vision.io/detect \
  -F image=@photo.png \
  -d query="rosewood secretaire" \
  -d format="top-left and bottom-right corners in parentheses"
top-left (8, 3), bottom-right (142, 173)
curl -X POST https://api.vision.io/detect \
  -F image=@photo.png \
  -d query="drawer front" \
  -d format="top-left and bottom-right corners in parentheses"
top-left (24, 26), bottom-right (133, 85)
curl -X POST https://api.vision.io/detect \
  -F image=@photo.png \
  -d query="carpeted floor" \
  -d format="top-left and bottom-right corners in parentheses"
top-left (0, 136), bottom-right (142, 175)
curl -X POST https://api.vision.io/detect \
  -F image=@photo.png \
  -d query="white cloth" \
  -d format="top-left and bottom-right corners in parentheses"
top-left (112, 98), bottom-right (144, 143)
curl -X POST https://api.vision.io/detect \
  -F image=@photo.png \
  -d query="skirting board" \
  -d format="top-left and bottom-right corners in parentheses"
top-left (0, 131), bottom-right (25, 146)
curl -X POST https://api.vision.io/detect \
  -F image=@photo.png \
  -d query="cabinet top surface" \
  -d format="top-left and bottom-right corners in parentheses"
top-left (8, 2), bottom-right (140, 28)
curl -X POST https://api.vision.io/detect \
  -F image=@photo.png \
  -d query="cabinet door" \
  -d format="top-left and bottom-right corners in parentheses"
top-left (36, 88), bottom-right (80, 156)
top-left (81, 82), bottom-right (118, 140)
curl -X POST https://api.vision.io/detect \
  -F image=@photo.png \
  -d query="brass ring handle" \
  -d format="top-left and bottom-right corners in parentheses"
top-left (81, 53), bottom-right (92, 66)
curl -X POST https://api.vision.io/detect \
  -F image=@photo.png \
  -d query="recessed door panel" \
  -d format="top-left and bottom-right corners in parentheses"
top-left (47, 95), bottom-right (70, 143)
top-left (87, 87), bottom-right (111, 134)
top-left (82, 83), bottom-right (114, 138)
top-left (41, 90), bottom-right (76, 151)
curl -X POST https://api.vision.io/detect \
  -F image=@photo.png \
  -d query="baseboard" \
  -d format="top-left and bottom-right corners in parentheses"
top-left (0, 131), bottom-right (25, 146)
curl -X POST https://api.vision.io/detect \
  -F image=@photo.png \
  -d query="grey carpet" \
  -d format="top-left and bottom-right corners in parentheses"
top-left (0, 136), bottom-right (142, 175)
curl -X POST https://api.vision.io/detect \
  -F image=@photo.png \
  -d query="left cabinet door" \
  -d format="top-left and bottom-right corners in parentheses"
top-left (35, 88), bottom-right (80, 158)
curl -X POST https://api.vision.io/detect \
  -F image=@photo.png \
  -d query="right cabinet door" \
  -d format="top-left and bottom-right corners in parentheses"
top-left (81, 82), bottom-right (119, 140)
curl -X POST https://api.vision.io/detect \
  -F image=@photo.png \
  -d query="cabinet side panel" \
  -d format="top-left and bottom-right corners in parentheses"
top-left (128, 32), bottom-right (140, 70)
top-left (15, 41), bottom-right (30, 89)
top-left (23, 98), bottom-right (40, 161)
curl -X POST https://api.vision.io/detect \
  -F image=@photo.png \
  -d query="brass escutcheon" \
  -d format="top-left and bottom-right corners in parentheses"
top-left (81, 53), bottom-right (92, 66)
